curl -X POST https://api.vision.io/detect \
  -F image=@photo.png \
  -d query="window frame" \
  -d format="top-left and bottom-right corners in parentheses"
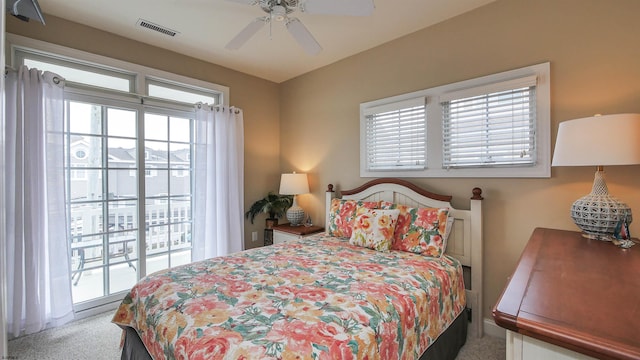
top-left (15, 49), bottom-right (136, 93)
top-left (362, 97), bottom-right (427, 172)
top-left (441, 76), bottom-right (538, 169)
top-left (7, 33), bottom-right (229, 106)
top-left (7, 34), bottom-right (219, 312)
top-left (360, 62), bottom-right (550, 178)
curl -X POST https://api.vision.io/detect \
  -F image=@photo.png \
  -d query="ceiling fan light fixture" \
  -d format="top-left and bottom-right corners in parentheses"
top-left (271, 5), bottom-right (286, 21)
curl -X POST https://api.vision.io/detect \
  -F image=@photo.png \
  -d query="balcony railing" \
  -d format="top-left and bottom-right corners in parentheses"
top-left (69, 201), bottom-right (192, 286)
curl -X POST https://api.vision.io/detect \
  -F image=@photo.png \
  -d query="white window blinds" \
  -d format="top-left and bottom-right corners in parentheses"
top-left (441, 76), bottom-right (537, 168)
top-left (363, 97), bottom-right (426, 171)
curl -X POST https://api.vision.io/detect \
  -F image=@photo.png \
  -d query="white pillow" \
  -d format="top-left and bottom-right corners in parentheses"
top-left (348, 209), bottom-right (400, 252)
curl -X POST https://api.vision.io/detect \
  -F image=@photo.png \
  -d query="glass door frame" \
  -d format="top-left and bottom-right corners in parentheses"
top-left (65, 92), bottom-right (145, 311)
top-left (65, 92), bottom-right (196, 312)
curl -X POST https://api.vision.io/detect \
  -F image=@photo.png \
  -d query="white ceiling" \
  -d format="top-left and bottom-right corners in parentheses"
top-left (37, 0), bottom-right (495, 83)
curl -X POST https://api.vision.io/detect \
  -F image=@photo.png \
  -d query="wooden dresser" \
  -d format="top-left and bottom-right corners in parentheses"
top-left (493, 228), bottom-right (640, 360)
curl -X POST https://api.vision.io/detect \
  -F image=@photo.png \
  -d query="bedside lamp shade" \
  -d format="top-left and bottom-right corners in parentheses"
top-left (279, 173), bottom-right (310, 195)
top-left (552, 113), bottom-right (640, 238)
top-left (279, 172), bottom-right (309, 226)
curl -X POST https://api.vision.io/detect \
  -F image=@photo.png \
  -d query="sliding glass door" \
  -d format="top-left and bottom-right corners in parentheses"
top-left (142, 111), bottom-right (193, 275)
top-left (14, 45), bottom-right (221, 312)
top-left (66, 98), bottom-right (140, 305)
top-left (66, 96), bottom-right (194, 308)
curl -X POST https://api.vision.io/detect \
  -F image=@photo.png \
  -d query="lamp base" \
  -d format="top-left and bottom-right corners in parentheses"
top-left (286, 205), bottom-right (305, 226)
top-left (570, 169), bottom-right (632, 239)
top-left (579, 232), bottom-right (614, 242)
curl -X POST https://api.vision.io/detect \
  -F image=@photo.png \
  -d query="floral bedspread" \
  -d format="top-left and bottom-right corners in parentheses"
top-left (112, 234), bottom-right (466, 360)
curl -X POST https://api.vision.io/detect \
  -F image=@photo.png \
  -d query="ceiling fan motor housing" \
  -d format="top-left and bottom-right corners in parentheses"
top-left (259, 0), bottom-right (298, 15)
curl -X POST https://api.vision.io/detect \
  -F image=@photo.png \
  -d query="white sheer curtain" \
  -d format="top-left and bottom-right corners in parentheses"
top-left (4, 66), bottom-right (74, 337)
top-left (192, 104), bottom-right (245, 260)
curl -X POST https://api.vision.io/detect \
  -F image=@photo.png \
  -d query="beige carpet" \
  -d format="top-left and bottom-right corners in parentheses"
top-left (457, 329), bottom-right (506, 360)
top-left (8, 311), bottom-right (505, 359)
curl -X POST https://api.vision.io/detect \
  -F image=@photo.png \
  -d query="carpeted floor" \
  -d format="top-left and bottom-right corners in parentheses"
top-left (456, 329), bottom-right (506, 360)
top-left (8, 311), bottom-right (505, 359)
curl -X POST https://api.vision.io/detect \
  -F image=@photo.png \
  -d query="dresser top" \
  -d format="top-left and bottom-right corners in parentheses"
top-left (493, 227), bottom-right (640, 360)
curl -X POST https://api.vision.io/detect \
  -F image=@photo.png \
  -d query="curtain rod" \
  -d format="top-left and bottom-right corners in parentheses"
top-left (196, 103), bottom-right (240, 114)
top-left (5, 65), bottom-right (63, 84)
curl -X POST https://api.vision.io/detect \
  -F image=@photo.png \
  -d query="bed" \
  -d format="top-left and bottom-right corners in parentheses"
top-left (113, 178), bottom-right (484, 359)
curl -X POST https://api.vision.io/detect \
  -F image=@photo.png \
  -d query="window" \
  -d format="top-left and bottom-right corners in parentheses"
top-left (17, 51), bottom-right (135, 92)
top-left (362, 97), bottom-right (426, 171)
top-left (147, 78), bottom-right (217, 105)
top-left (145, 166), bottom-right (157, 177)
top-left (9, 35), bottom-right (229, 310)
top-left (360, 63), bottom-right (550, 178)
top-left (70, 165), bottom-right (87, 180)
top-left (441, 76), bottom-right (537, 168)
top-left (172, 168), bottom-right (188, 177)
top-left (74, 149), bottom-right (87, 159)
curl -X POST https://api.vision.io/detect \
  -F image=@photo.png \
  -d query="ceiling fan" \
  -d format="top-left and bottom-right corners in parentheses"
top-left (225, 0), bottom-right (375, 55)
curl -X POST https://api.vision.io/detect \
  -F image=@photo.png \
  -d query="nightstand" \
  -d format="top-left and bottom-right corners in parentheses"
top-left (272, 224), bottom-right (324, 245)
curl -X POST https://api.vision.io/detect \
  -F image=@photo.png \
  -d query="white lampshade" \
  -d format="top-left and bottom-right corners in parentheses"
top-left (552, 113), bottom-right (640, 239)
top-left (279, 173), bottom-right (309, 226)
top-left (552, 113), bottom-right (640, 167)
top-left (279, 173), bottom-right (309, 195)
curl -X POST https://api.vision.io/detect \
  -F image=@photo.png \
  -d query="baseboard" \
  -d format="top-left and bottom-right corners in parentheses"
top-left (73, 301), bottom-right (120, 321)
top-left (483, 317), bottom-right (506, 339)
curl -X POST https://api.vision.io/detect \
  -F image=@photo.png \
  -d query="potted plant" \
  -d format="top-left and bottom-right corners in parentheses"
top-left (245, 192), bottom-right (293, 229)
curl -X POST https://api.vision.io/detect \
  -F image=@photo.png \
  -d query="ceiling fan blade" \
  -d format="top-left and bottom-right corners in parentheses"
top-left (302, 0), bottom-right (375, 16)
top-left (286, 17), bottom-right (322, 55)
top-left (225, 17), bottom-right (268, 50)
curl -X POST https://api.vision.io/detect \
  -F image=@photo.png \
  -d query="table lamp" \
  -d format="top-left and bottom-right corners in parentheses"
top-left (552, 113), bottom-right (640, 239)
top-left (279, 172), bottom-right (309, 226)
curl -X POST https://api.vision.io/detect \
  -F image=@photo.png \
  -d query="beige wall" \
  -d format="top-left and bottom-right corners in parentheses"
top-left (280, 0), bottom-right (640, 324)
top-left (6, 14), bottom-right (281, 250)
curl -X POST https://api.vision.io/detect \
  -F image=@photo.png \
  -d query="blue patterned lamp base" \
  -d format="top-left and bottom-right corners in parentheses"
top-left (570, 170), bottom-right (633, 240)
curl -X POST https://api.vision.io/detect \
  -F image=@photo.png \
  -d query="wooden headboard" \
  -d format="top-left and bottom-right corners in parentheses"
top-left (325, 178), bottom-right (484, 337)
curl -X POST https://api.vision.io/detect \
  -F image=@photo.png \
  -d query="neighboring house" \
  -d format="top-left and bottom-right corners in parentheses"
top-left (68, 135), bottom-right (191, 252)
top-left (68, 136), bottom-right (190, 202)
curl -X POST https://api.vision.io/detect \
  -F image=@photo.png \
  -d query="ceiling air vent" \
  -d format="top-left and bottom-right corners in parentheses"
top-left (136, 19), bottom-right (179, 37)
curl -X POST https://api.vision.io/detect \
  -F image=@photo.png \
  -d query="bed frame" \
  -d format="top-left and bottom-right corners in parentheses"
top-left (118, 177), bottom-right (483, 360)
top-left (325, 178), bottom-right (484, 337)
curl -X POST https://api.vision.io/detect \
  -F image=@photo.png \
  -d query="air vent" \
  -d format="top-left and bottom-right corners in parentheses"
top-left (136, 19), bottom-right (179, 37)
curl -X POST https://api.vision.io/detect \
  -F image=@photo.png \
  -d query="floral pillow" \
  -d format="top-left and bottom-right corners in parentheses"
top-left (381, 201), bottom-right (450, 257)
top-left (327, 199), bottom-right (379, 238)
top-left (349, 209), bottom-right (400, 252)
